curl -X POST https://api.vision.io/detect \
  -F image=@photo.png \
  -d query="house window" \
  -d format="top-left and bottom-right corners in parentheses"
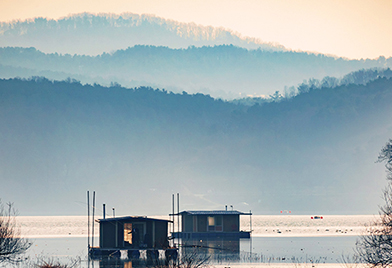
top-left (123, 223), bottom-right (145, 247)
top-left (208, 216), bottom-right (223, 232)
top-left (208, 216), bottom-right (215, 226)
top-left (124, 223), bottom-right (133, 245)
top-left (215, 215), bottom-right (223, 231)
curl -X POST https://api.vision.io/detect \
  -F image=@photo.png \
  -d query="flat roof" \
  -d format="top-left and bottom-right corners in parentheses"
top-left (98, 216), bottom-right (172, 223)
top-left (173, 210), bottom-right (252, 216)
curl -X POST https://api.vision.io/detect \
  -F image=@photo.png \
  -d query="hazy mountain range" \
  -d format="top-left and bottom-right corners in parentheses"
top-left (0, 13), bottom-right (285, 56)
top-left (1, 76), bottom-right (391, 216)
top-left (1, 13), bottom-right (391, 98)
top-left (0, 46), bottom-right (391, 99)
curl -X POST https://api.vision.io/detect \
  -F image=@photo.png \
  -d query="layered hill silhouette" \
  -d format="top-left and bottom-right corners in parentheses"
top-left (0, 13), bottom-right (285, 56)
top-left (1, 13), bottom-right (392, 216)
top-left (1, 76), bottom-right (391, 215)
top-left (1, 46), bottom-right (391, 98)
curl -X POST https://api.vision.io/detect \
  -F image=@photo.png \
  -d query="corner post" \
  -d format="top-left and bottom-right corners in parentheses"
top-left (87, 191), bottom-right (90, 252)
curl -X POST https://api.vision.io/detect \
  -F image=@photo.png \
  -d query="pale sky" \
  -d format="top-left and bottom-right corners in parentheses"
top-left (0, 0), bottom-right (391, 59)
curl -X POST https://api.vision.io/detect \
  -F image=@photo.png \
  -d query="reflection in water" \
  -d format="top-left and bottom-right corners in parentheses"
top-left (96, 258), bottom-right (164, 268)
top-left (181, 238), bottom-right (241, 263)
top-left (80, 236), bottom-right (358, 267)
top-left (89, 238), bottom-right (244, 268)
top-left (90, 250), bottom-right (170, 268)
top-left (19, 236), bottom-right (358, 268)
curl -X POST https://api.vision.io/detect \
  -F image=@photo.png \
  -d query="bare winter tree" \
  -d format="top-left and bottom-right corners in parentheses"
top-left (378, 139), bottom-right (392, 180)
top-left (356, 139), bottom-right (392, 267)
top-left (177, 249), bottom-right (211, 268)
top-left (0, 200), bottom-right (31, 264)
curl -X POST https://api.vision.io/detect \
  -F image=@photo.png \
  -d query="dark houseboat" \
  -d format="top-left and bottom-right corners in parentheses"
top-left (171, 210), bottom-right (252, 239)
top-left (90, 216), bottom-right (176, 259)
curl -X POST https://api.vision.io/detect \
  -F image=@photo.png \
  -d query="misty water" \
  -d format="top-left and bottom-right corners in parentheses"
top-left (10, 215), bottom-right (374, 267)
top-left (20, 236), bottom-right (357, 267)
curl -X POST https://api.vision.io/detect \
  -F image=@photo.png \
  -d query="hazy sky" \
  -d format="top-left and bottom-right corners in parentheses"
top-left (1, 0), bottom-right (391, 59)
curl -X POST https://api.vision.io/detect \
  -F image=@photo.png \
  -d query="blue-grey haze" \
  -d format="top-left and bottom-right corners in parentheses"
top-left (0, 13), bottom-right (391, 98)
top-left (0, 77), bottom-right (391, 216)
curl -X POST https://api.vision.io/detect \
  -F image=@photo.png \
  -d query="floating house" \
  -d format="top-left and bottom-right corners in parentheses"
top-left (99, 216), bottom-right (171, 249)
top-left (86, 191), bottom-right (247, 261)
top-left (171, 210), bottom-right (252, 239)
top-left (91, 216), bottom-right (175, 258)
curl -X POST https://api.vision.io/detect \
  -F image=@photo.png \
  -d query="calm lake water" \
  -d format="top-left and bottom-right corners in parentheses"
top-left (14, 236), bottom-right (358, 267)
top-left (9, 215), bottom-right (374, 267)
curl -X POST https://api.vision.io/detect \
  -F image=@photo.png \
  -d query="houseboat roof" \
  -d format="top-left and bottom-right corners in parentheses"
top-left (175, 210), bottom-right (252, 216)
top-left (98, 216), bottom-right (172, 223)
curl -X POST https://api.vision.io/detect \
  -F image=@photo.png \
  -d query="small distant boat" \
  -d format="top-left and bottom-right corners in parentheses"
top-left (311, 216), bottom-right (323, 219)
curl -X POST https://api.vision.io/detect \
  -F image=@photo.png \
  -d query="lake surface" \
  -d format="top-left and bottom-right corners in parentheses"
top-left (9, 215), bottom-right (375, 267)
top-left (14, 236), bottom-right (358, 267)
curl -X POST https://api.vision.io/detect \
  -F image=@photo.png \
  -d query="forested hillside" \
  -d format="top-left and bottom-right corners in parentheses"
top-left (1, 77), bottom-right (391, 215)
top-left (1, 46), bottom-right (391, 98)
top-left (0, 13), bottom-right (284, 55)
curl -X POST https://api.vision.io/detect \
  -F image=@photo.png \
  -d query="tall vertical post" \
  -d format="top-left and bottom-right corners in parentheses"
top-left (250, 210), bottom-right (252, 233)
top-left (250, 210), bottom-right (252, 257)
top-left (87, 191), bottom-right (90, 252)
top-left (172, 194), bottom-right (174, 238)
top-left (103, 204), bottom-right (106, 219)
top-left (92, 191), bottom-right (95, 248)
top-left (177, 193), bottom-right (180, 244)
top-left (177, 193), bottom-right (180, 265)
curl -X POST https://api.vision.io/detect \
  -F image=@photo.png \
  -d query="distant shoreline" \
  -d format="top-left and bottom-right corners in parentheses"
top-left (17, 215), bottom-right (375, 238)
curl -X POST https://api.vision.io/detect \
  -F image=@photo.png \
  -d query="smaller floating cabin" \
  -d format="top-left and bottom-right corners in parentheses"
top-left (171, 210), bottom-right (252, 239)
top-left (91, 216), bottom-right (174, 257)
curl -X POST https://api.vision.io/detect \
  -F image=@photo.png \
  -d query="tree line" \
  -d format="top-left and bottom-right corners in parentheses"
top-left (1, 46), bottom-right (391, 99)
